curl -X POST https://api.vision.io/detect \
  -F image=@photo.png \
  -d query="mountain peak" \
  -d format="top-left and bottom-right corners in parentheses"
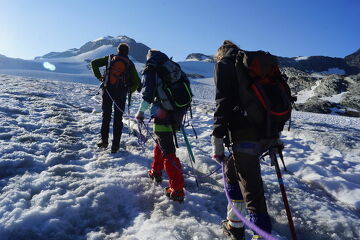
top-left (185, 53), bottom-right (214, 62)
top-left (35, 35), bottom-right (150, 62)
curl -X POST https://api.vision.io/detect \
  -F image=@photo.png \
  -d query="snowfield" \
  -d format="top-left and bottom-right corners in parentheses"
top-left (0, 74), bottom-right (359, 240)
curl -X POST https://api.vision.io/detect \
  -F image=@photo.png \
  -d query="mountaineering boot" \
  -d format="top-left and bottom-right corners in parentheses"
top-left (111, 145), bottom-right (120, 154)
top-left (222, 220), bottom-right (245, 240)
top-left (148, 169), bottom-right (162, 184)
top-left (251, 235), bottom-right (264, 240)
top-left (97, 140), bottom-right (108, 148)
top-left (164, 187), bottom-right (184, 202)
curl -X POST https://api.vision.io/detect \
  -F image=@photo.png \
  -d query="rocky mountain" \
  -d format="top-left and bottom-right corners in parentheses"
top-left (345, 48), bottom-right (360, 69)
top-left (35, 35), bottom-right (150, 63)
top-left (185, 53), bottom-right (215, 62)
top-left (282, 67), bottom-right (360, 117)
top-left (187, 49), bottom-right (360, 75)
top-left (278, 55), bottom-right (360, 75)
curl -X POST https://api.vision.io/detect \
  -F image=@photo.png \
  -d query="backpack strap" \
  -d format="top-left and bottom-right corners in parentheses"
top-left (104, 54), bottom-right (113, 87)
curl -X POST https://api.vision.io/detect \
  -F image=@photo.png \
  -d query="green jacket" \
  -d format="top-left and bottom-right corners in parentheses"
top-left (91, 55), bottom-right (141, 93)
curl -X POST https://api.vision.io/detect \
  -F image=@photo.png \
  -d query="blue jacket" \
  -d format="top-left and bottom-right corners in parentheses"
top-left (141, 50), bottom-right (169, 103)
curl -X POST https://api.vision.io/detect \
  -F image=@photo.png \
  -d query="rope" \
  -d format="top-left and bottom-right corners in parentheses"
top-left (221, 161), bottom-right (279, 240)
top-left (139, 121), bottom-right (221, 179)
top-left (104, 88), bottom-right (127, 116)
top-left (182, 165), bottom-right (221, 179)
top-left (102, 87), bottom-right (149, 148)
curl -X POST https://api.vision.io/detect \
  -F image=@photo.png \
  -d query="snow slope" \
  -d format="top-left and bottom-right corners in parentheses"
top-left (0, 74), bottom-right (359, 240)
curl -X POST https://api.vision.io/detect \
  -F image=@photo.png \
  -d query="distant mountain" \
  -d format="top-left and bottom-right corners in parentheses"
top-left (35, 35), bottom-right (150, 63)
top-left (278, 55), bottom-right (360, 75)
top-left (344, 48), bottom-right (360, 69)
top-left (187, 49), bottom-right (360, 75)
top-left (185, 53), bottom-right (215, 62)
top-left (0, 54), bottom-right (43, 70)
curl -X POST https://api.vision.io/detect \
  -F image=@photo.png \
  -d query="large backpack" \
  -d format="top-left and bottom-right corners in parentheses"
top-left (235, 50), bottom-right (293, 138)
top-left (105, 54), bottom-right (130, 88)
top-left (155, 59), bottom-right (193, 111)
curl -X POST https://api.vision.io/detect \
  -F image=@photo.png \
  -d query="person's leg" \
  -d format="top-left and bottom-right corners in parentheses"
top-left (222, 156), bottom-right (246, 240)
top-left (224, 156), bottom-right (246, 228)
top-left (233, 147), bottom-right (271, 234)
top-left (99, 90), bottom-right (112, 147)
top-left (112, 90), bottom-right (126, 151)
top-left (148, 143), bottom-right (164, 183)
top-left (231, 130), bottom-right (272, 235)
top-left (154, 110), bottom-right (185, 201)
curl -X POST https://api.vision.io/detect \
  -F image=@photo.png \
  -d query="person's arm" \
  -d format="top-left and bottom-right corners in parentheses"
top-left (212, 60), bottom-right (235, 138)
top-left (141, 65), bottom-right (157, 104)
top-left (135, 65), bottom-right (157, 121)
top-left (129, 61), bottom-right (141, 93)
top-left (91, 56), bottom-right (108, 80)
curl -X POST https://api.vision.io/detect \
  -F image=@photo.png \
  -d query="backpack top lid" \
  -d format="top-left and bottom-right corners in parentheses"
top-left (160, 60), bottom-right (182, 83)
top-left (146, 50), bottom-right (169, 67)
top-left (242, 51), bottom-right (278, 79)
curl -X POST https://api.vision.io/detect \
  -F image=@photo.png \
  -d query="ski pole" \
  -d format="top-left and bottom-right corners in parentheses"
top-left (180, 126), bottom-right (196, 164)
top-left (269, 146), bottom-right (297, 240)
top-left (180, 126), bottom-right (199, 188)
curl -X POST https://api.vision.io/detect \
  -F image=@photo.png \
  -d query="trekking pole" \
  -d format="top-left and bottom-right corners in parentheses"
top-left (269, 146), bottom-right (297, 240)
top-left (180, 126), bottom-right (199, 188)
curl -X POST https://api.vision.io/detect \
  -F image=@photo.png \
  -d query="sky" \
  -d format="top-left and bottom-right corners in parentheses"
top-left (0, 0), bottom-right (359, 61)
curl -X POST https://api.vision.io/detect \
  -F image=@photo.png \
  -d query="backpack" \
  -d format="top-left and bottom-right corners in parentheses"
top-left (105, 54), bottom-right (130, 88)
top-left (235, 50), bottom-right (293, 138)
top-left (156, 59), bottom-right (193, 111)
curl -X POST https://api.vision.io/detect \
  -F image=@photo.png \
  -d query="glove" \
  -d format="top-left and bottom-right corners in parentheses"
top-left (211, 136), bottom-right (225, 164)
top-left (135, 100), bottom-right (151, 121)
top-left (150, 105), bottom-right (167, 119)
top-left (135, 111), bottom-right (145, 121)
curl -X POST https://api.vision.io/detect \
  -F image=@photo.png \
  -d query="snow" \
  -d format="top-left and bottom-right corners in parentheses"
top-left (320, 92), bottom-right (348, 103)
top-left (0, 73), bottom-right (359, 240)
top-left (178, 61), bottom-right (214, 78)
top-left (295, 80), bottom-right (322, 104)
top-left (294, 56), bottom-right (310, 61)
top-left (319, 68), bottom-right (346, 75)
top-left (0, 51), bottom-right (360, 240)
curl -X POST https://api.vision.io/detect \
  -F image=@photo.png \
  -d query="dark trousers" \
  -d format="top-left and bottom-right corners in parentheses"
top-left (101, 87), bottom-right (127, 146)
top-left (226, 128), bottom-right (274, 233)
top-left (228, 128), bottom-right (268, 213)
top-left (153, 109), bottom-right (185, 156)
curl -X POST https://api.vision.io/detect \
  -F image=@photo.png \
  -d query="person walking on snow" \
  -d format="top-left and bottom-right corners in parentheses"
top-left (91, 43), bottom-right (140, 153)
top-left (135, 49), bottom-right (188, 202)
top-left (212, 40), bottom-right (273, 240)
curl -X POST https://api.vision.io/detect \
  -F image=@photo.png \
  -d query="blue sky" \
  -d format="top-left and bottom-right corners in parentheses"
top-left (0, 0), bottom-right (359, 61)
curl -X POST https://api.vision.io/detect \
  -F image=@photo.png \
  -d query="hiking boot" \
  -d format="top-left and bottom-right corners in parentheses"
top-left (164, 187), bottom-right (184, 202)
top-left (251, 235), bottom-right (264, 240)
top-left (111, 145), bottom-right (119, 154)
top-left (222, 220), bottom-right (245, 240)
top-left (148, 169), bottom-right (162, 183)
top-left (97, 140), bottom-right (108, 148)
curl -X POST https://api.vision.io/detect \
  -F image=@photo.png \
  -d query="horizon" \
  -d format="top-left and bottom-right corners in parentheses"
top-left (0, 0), bottom-right (359, 61)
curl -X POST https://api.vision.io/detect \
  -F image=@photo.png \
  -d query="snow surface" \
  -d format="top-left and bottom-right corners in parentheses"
top-left (0, 73), bottom-right (359, 240)
top-left (295, 80), bottom-right (322, 104)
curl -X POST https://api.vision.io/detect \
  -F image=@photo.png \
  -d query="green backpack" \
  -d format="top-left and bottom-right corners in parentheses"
top-left (156, 59), bottom-right (193, 111)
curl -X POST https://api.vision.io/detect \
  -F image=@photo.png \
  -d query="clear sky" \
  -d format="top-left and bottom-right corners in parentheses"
top-left (0, 0), bottom-right (359, 61)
